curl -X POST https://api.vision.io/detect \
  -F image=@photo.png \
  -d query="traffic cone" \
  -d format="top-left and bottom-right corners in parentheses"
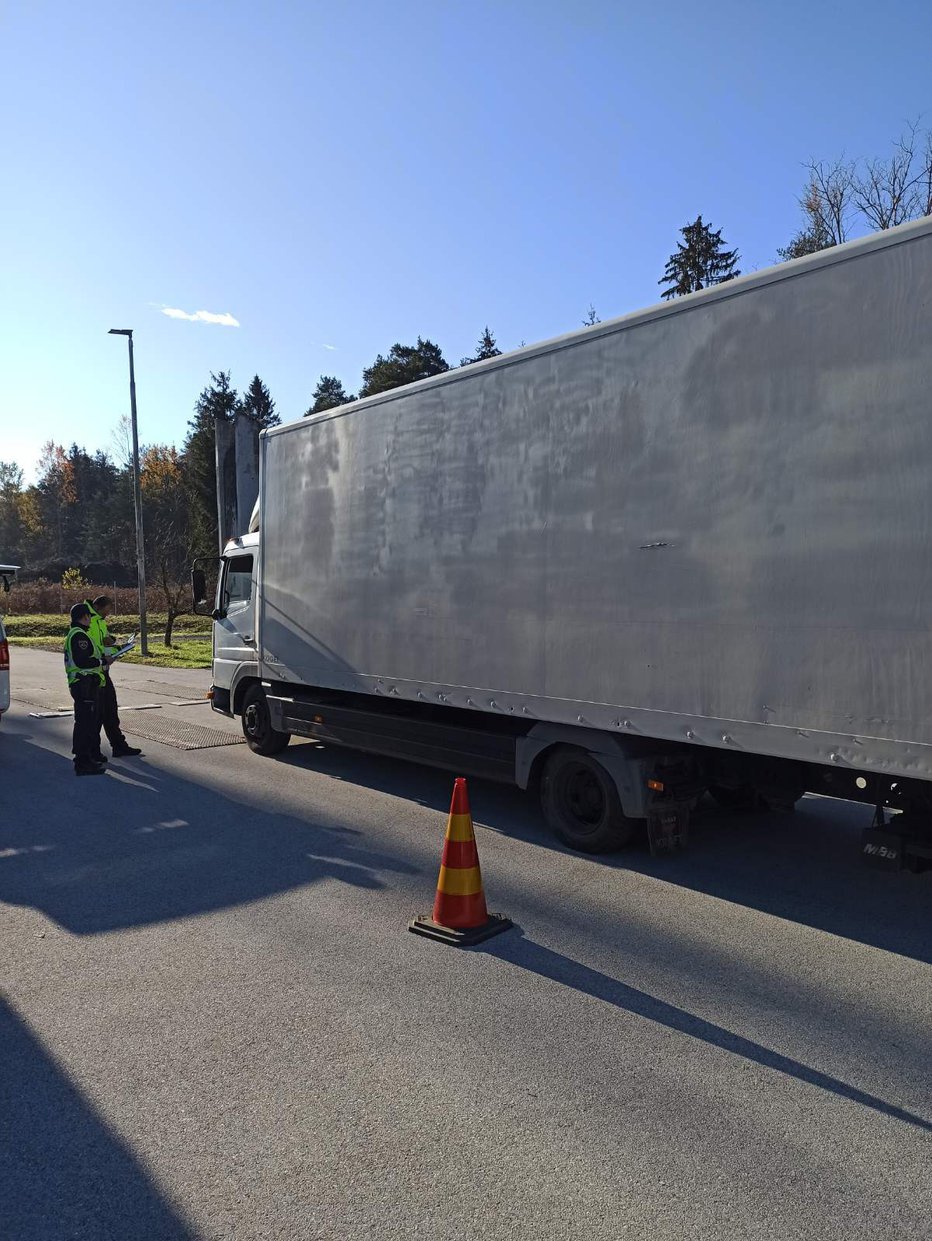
top-left (409, 777), bottom-right (512, 946)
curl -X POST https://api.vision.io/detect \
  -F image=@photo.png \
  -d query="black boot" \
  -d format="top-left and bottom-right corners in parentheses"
top-left (111, 744), bottom-right (142, 757)
top-left (75, 762), bottom-right (106, 777)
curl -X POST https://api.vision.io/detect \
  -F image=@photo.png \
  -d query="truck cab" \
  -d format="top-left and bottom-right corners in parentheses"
top-left (193, 535), bottom-right (259, 718)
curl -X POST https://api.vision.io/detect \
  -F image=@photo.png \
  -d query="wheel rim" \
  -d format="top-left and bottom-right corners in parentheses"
top-left (555, 761), bottom-right (606, 833)
top-left (244, 700), bottom-right (264, 740)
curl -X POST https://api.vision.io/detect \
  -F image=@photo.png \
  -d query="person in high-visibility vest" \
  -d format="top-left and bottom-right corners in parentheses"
top-left (64, 602), bottom-right (106, 776)
top-left (83, 595), bottom-right (141, 759)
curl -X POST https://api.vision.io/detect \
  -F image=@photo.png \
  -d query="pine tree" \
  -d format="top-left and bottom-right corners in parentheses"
top-left (304, 376), bottom-right (355, 415)
top-left (35, 441), bottom-right (75, 560)
top-left (359, 338), bottom-right (449, 397)
top-left (460, 326), bottom-right (502, 367)
top-left (659, 216), bottom-right (740, 300)
top-left (182, 371), bottom-right (238, 552)
top-left (72, 449), bottom-right (128, 565)
top-left (238, 374), bottom-right (280, 429)
top-left (0, 461), bottom-right (26, 564)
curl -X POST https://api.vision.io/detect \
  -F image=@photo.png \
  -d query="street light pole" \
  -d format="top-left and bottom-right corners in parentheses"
top-left (108, 328), bottom-right (149, 656)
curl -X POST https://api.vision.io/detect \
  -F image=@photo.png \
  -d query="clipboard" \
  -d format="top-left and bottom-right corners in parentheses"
top-left (110, 632), bottom-right (138, 660)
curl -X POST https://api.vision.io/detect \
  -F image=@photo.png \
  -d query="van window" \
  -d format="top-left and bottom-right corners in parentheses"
top-left (224, 555), bottom-right (254, 611)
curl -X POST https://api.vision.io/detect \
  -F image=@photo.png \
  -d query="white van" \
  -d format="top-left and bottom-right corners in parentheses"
top-left (0, 566), bottom-right (19, 721)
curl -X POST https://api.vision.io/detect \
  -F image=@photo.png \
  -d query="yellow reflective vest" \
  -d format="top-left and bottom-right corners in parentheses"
top-left (64, 626), bottom-right (105, 687)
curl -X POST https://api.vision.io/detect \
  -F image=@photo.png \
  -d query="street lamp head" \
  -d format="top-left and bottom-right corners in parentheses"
top-left (108, 328), bottom-right (132, 336)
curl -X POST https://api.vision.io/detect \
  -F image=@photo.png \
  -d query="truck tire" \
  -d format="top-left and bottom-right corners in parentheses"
top-left (540, 747), bottom-right (636, 853)
top-left (241, 685), bottom-right (291, 756)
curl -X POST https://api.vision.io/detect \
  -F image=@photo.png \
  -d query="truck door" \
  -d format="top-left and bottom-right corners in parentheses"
top-left (214, 553), bottom-right (256, 696)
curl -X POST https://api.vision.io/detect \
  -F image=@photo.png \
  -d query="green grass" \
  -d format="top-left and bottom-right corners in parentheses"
top-left (3, 613), bottom-right (211, 639)
top-left (121, 641), bottom-right (212, 670)
top-left (5, 613), bottom-right (213, 668)
top-left (8, 635), bottom-right (213, 670)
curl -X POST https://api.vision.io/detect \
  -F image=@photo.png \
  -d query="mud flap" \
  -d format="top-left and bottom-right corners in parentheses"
top-left (647, 805), bottom-right (689, 856)
top-left (862, 825), bottom-right (932, 873)
top-left (861, 827), bottom-right (906, 870)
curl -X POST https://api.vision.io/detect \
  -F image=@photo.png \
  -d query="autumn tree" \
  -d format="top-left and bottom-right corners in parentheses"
top-left (141, 445), bottom-right (195, 646)
top-left (777, 183), bottom-right (836, 260)
top-left (783, 160), bottom-right (855, 264)
top-left (778, 125), bottom-right (932, 264)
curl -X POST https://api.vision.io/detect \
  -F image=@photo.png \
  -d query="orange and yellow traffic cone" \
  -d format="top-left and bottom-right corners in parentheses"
top-left (409, 777), bottom-right (512, 946)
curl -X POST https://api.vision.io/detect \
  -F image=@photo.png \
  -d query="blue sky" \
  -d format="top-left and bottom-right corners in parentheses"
top-left (2, 0), bottom-right (930, 480)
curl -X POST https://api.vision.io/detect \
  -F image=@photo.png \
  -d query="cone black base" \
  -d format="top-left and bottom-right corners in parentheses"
top-left (408, 913), bottom-right (513, 947)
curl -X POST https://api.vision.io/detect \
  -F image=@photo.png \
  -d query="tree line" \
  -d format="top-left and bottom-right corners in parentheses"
top-left (0, 374), bottom-right (281, 642)
top-left (2, 121), bottom-right (929, 611)
top-left (661, 121), bottom-right (932, 296)
top-left (309, 123), bottom-right (932, 404)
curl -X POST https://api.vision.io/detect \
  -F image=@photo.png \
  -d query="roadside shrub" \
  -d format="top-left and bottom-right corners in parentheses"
top-left (3, 580), bottom-right (174, 615)
top-left (61, 567), bottom-right (87, 590)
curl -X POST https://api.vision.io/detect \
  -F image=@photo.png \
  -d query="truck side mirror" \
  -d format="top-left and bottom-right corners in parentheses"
top-left (191, 568), bottom-right (207, 606)
top-left (191, 555), bottom-right (225, 617)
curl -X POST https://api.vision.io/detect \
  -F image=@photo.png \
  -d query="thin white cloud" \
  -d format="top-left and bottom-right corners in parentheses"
top-left (161, 307), bottom-right (240, 327)
top-left (323, 343), bottom-right (337, 351)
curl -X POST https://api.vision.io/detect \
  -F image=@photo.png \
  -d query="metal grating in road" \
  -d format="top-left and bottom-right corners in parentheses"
top-left (121, 714), bottom-right (244, 750)
top-left (17, 692), bottom-right (70, 712)
top-left (137, 679), bottom-right (210, 701)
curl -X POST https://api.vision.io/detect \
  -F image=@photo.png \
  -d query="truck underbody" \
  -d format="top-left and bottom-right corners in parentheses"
top-left (214, 675), bottom-right (932, 872)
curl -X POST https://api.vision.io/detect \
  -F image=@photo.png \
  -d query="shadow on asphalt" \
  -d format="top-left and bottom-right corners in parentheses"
top-left (280, 740), bottom-right (932, 966)
top-left (0, 995), bottom-right (195, 1240)
top-left (482, 928), bottom-right (932, 1135)
top-left (0, 728), bottom-right (420, 935)
top-left (4, 713), bottom-right (928, 963)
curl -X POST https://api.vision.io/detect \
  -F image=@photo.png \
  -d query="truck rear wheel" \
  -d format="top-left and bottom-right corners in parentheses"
top-left (242, 685), bottom-right (291, 756)
top-left (540, 748), bottom-right (636, 853)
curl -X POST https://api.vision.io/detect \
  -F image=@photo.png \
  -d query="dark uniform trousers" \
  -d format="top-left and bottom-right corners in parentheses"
top-left (70, 678), bottom-right (102, 767)
top-left (100, 670), bottom-right (127, 750)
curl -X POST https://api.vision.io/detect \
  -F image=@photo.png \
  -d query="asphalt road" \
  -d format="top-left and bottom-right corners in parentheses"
top-left (1, 648), bottom-right (930, 1240)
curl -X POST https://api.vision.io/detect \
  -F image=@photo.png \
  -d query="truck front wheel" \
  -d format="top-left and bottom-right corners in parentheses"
top-left (241, 686), bottom-right (291, 756)
top-left (540, 748), bottom-right (636, 853)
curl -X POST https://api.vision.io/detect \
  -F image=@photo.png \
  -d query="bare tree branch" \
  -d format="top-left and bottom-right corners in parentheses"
top-left (110, 415), bottom-right (133, 472)
top-left (853, 125), bottom-right (919, 230)
top-left (781, 123), bottom-right (932, 265)
top-left (915, 127), bottom-right (932, 218)
top-left (803, 158), bottom-right (856, 245)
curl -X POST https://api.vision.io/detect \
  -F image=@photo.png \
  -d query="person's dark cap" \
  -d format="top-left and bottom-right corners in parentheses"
top-left (70, 602), bottom-right (91, 625)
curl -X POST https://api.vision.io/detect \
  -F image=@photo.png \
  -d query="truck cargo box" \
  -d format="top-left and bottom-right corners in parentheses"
top-left (259, 216), bottom-right (932, 785)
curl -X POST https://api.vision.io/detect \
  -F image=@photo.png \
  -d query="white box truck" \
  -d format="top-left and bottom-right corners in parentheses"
top-left (194, 217), bottom-right (932, 869)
